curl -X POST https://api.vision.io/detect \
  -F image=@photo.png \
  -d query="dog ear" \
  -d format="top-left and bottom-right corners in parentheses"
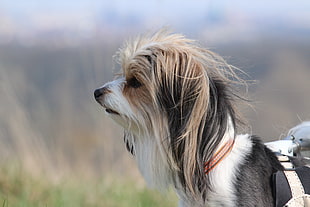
top-left (156, 48), bottom-right (238, 200)
top-left (155, 50), bottom-right (209, 196)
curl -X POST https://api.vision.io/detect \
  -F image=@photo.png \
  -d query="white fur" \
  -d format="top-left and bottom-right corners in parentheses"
top-left (205, 118), bottom-right (252, 206)
top-left (207, 134), bottom-right (252, 207)
top-left (101, 78), bottom-right (143, 132)
top-left (177, 123), bottom-right (253, 207)
top-left (102, 78), bottom-right (173, 189)
top-left (133, 133), bottom-right (172, 190)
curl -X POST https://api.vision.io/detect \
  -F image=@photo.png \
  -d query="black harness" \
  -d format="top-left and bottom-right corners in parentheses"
top-left (273, 155), bottom-right (310, 207)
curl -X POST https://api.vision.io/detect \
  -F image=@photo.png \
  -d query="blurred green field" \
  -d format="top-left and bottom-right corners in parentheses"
top-left (0, 165), bottom-right (177, 207)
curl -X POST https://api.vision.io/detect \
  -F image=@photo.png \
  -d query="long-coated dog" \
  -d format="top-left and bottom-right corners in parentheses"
top-left (94, 31), bottom-right (306, 206)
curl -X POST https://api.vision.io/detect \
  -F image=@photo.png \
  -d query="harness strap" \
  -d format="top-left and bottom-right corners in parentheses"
top-left (278, 155), bottom-right (294, 170)
top-left (274, 154), bottom-right (310, 207)
top-left (284, 171), bottom-right (305, 203)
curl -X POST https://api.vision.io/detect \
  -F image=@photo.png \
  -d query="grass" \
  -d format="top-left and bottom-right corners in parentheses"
top-left (0, 165), bottom-right (177, 207)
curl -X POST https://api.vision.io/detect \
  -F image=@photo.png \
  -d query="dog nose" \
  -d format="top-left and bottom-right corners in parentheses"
top-left (94, 88), bottom-right (103, 100)
top-left (94, 87), bottom-right (110, 103)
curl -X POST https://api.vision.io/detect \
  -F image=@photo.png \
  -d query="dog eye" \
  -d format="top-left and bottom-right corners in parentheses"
top-left (127, 77), bottom-right (142, 88)
top-left (143, 55), bottom-right (152, 64)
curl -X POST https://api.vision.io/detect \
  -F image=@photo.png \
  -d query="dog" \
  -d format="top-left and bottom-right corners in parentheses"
top-left (94, 31), bottom-right (306, 207)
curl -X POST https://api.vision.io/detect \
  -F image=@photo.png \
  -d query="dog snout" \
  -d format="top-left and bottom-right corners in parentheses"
top-left (94, 87), bottom-right (110, 103)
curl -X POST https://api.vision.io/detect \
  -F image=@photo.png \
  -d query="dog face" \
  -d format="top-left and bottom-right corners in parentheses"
top-left (94, 61), bottom-right (159, 135)
top-left (94, 31), bottom-right (240, 198)
top-left (95, 32), bottom-right (211, 136)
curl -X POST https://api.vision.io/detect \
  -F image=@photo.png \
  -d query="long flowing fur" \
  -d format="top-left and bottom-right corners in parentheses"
top-left (117, 31), bottom-right (244, 200)
top-left (94, 31), bottom-right (282, 206)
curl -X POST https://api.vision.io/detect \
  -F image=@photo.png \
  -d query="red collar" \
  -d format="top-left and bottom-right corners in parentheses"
top-left (204, 139), bottom-right (235, 174)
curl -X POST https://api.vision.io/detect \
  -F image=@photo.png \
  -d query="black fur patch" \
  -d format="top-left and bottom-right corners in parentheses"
top-left (234, 136), bottom-right (284, 207)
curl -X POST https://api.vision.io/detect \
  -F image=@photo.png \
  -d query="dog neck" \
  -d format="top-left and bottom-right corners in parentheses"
top-left (204, 118), bottom-right (236, 174)
top-left (178, 134), bottom-right (252, 207)
top-left (176, 117), bottom-right (240, 206)
top-left (204, 138), bottom-right (235, 174)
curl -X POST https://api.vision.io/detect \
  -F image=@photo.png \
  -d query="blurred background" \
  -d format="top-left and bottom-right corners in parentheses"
top-left (0, 0), bottom-right (310, 196)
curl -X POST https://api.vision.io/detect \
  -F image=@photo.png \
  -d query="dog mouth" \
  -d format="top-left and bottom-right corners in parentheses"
top-left (105, 108), bottom-right (120, 115)
top-left (98, 101), bottom-right (120, 115)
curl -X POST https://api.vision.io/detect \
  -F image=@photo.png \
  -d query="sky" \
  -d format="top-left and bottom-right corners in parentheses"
top-left (0, 0), bottom-right (310, 45)
top-left (1, 0), bottom-right (309, 17)
top-left (2, 0), bottom-right (310, 25)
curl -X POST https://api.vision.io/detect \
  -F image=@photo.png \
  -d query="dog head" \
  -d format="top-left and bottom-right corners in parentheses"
top-left (94, 30), bottom-right (242, 199)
